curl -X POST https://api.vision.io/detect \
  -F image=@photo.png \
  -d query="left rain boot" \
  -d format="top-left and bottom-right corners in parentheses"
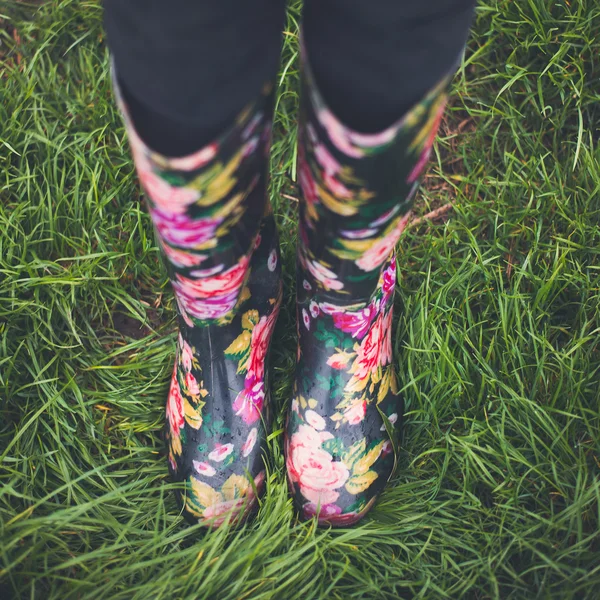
top-left (114, 76), bottom-right (282, 528)
top-left (285, 52), bottom-right (451, 526)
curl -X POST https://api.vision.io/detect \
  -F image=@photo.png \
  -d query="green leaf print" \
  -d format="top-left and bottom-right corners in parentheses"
top-left (321, 437), bottom-right (345, 458)
top-left (221, 451), bottom-right (237, 468)
top-left (313, 319), bottom-right (344, 346)
top-left (342, 499), bottom-right (367, 515)
top-left (347, 271), bottom-right (378, 283)
top-left (159, 172), bottom-right (187, 187)
top-left (343, 439), bottom-right (367, 470)
top-left (315, 372), bottom-right (329, 391)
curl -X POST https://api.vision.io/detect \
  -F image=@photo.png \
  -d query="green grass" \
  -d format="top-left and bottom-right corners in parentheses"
top-left (1, 0), bottom-right (599, 598)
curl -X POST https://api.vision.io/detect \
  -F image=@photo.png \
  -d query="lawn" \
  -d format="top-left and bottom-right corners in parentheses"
top-left (1, 0), bottom-right (599, 598)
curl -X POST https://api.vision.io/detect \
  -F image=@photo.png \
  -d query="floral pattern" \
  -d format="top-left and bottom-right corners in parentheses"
top-left (164, 213), bottom-right (281, 526)
top-left (285, 52), bottom-right (449, 526)
top-left (114, 72), bottom-right (282, 527)
top-left (114, 41), bottom-right (450, 527)
top-left (185, 471), bottom-right (266, 528)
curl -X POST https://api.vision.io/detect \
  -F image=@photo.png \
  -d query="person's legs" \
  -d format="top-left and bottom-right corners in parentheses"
top-left (104, 0), bottom-right (286, 527)
top-left (302, 0), bottom-right (476, 133)
top-left (286, 0), bottom-right (477, 526)
top-left (104, 0), bottom-right (286, 154)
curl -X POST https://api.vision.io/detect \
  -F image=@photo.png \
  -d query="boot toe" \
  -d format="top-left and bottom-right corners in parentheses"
top-left (286, 410), bottom-right (397, 528)
top-left (176, 465), bottom-right (266, 529)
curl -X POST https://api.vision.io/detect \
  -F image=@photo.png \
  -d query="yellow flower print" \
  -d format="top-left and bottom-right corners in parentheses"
top-left (185, 472), bottom-right (265, 526)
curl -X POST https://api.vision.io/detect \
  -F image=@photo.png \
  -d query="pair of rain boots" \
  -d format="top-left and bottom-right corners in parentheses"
top-left (115, 57), bottom-right (449, 528)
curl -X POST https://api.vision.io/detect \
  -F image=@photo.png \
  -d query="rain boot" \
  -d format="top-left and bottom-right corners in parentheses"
top-left (115, 78), bottom-right (282, 527)
top-left (285, 52), bottom-right (450, 526)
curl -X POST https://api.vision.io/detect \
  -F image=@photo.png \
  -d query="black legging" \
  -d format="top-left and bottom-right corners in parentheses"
top-left (103, 0), bottom-right (476, 155)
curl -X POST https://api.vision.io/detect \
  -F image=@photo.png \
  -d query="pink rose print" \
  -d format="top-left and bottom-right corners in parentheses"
top-left (241, 427), bottom-right (258, 457)
top-left (179, 334), bottom-right (194, 372)
top-left (304, 409), bottom-right (326, 431)
top-left (189, 264), bottom-right (225, 278)
top-left (247, 310), bottom-right (277, 382)
top-left (267, 248), bottom-right (278, 272)
top-left (309, 301), bottom-right (320, 318)
top-left (166, 368), bottom-right (185, 437)
top-left (172, 254), bottom-right (250, 321)
top-left (355, 212), bottom-right (411, 272)
top-left (304, 258), bottom-right (344, 291)
top-left (313, 143), bottom-right (341, 175)
top-left (168, 143), bottom-right (217, 171)
top-left (318, 260), bottom-right (395, 341)
top-left (172, 296), bottom-right (193, 328)
top-left (303, 502), bottom-right (370, 526)
top-left (286, 424), bottom-right (349, 506)
top-left (233, 375), bottom-right (265, 424)
top-left (175, 289), bottom-right (239, 321)
top-left (193, 461), bottom-right (216, 477)
top-left (175, 254), bottom-right (249, 298)
top-left (343, 398), bottom-right (367, 425)
top-left (303, 279), bottom-right (312, 291)
top-left (139, 169), bottom-right (200, 215)
top-left (150, 206), bottom-right (224, 249)
top-left (381, 259), bottom-right (396, 305)
top-left (302, 308), bottom-right (310, 331)
top-left (160, 240), bottom-right (208, 268)
top-left (320, 301), bottom-right (377, 340)
top-left (233, 303), bottom-right (280, 424)
top-left (351, 308), bottom-right (393, 381)
top-left (185, 372), bottom-right (200, 396)
top-left (208, 443), bottom-right (234, 462)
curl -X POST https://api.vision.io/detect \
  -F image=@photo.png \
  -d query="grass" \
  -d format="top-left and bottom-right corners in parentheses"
top-left (1, 0), bottom-right (599, 598)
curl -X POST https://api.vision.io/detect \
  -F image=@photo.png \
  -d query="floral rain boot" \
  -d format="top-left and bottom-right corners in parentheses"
top-left (115, 79), bottom-right (282, 527)
top-left (285, 55), bottom-right (451, 526)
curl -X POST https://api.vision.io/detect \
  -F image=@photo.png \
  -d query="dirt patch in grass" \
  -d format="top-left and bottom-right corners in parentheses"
top-left (405, 95), bottom-right (479, 234)
top-left (418, 99), bottom-right (477, 214)
top-left (0, 1), bottom-right (48, 65)
top-left (110, 307), bottom-right (163, 341)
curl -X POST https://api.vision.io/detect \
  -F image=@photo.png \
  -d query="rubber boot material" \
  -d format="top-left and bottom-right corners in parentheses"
top-left (114, 75), bottom-right (282, 528)
top-left (285, 49), bottom-right (451, 526)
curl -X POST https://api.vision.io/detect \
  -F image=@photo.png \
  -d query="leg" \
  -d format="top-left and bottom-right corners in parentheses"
top-left (104, 0), bottom-right (286, 527)
top-left (104, 0), bottom-right (286, 153)
top-left (302, 0), bottom-right (476, 133)
top-left (286, 0), bottom-right (477, 525)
